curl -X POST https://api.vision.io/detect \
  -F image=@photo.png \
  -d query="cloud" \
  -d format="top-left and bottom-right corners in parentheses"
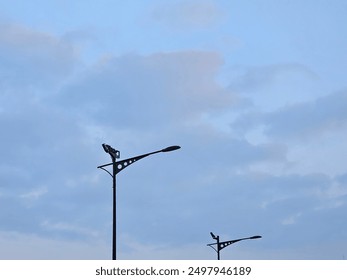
top-left (120, 234), bottom-right (211, 260)
top-left (0, 24), bottom-right (244, 255)
top-left (264, 90), bottom-right (347, 139)
top-left (151, 0), bottom-right (223, 29)
top-left (281, 212), bottom-right (302, 225)
top-left (229, 63), bottom-right (318, 92)
top-left (0, 14), bottom-right (346, 260)
top-left (227, 63), bottom-right (321, 112)
top-left (0, 22), bottom-right (78, 89)
top-left (228, 66), bottom-right (347, 176)
top-left (0, 22), bottom-right (106, 243)
top-left (56, 51), bottom-right (234, 130)
top-left (40, 220), bottom-right (100, 239)
top-left (0, 230), bottom-right (108, 259)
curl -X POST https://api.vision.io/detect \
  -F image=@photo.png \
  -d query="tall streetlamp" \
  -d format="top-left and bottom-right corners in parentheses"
top-left (97, 144), bottom-right (181, 260)
top-left (207, 232), bottom-right (262, 260)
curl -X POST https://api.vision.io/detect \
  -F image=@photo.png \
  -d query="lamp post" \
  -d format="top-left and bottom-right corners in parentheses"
top-left (207, 232), bottom-right (262, 260)
top-left (97, 144), bottom-right (181, 260)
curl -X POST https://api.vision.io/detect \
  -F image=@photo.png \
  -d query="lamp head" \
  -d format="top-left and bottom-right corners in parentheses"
top-left (250, 235), bottom-right (262, 239)
top-left (102, 143), bottom-right (120, 160)
top-left (161, 145), bottom-right (181, 152)
top-left (102, 143), bottom-right (110, 153)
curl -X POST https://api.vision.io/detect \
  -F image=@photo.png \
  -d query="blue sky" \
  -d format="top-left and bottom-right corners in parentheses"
top-left (0, 0), bottom-right (347, 259)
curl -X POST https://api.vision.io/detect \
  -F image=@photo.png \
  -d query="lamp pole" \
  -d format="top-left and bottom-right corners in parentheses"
top-left (207, 232), bottom-right (262, 260)
top-left (97, 144), bottom-right (181, 260)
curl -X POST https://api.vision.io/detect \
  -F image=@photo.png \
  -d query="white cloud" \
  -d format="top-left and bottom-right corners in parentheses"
top-left (40, 220), bottom-right (100, 239)
top-left (0, 231), bottom-right (108, 259)
top-left (151, 0), bottom-right (223, 29)
top-left (20, 186), bottom-right (48, 204)
top-left (281, 212), bottom-right (302, 225)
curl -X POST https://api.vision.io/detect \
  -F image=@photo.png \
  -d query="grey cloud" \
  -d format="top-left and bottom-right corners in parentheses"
top-left (56, 51), bottom-right (234, 129)
top-left (228, 63), bottom-right (318, 93)
top-left (1, 19), bottom-right (346, 259)
top-left (117, 168), bottom-right (346, 250)
top-left (0, 30), bottom-right (243, 245)
top-left (0, 23), bottom-right (78, 89)
top-left (264, 90), bottom-right (347, 139)
top-left (231, 89), bottom-right (347, 140)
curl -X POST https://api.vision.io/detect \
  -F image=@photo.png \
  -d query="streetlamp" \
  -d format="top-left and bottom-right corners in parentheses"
top-left (207, 232), bottom-right (262, 260)
top-left (97, 144), bottom-right (181, 260)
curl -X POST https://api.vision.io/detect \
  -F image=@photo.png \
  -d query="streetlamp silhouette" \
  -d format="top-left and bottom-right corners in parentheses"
top-left (97, 144), bottom-right (181, 260)
top-left (207, 232), bottom-right (262, 260)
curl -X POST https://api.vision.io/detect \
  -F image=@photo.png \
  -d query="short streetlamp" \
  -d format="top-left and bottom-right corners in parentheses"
top-left (207, 232), bottom-right (262, 260)
top-left (97, 144), bottom-right (181, 260)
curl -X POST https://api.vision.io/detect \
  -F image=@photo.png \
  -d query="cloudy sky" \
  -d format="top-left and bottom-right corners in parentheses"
top-left (1, 0), bottom-right (347, 260)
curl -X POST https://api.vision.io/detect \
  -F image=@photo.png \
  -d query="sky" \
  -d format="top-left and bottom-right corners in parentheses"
top-left (0, 0), bottom-right (347, 260)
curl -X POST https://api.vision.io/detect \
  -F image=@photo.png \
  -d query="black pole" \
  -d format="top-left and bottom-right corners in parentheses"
top-left (216, 235), bottom-right (220, 260)
top-left (112, 157), bottom-right (117, 260)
